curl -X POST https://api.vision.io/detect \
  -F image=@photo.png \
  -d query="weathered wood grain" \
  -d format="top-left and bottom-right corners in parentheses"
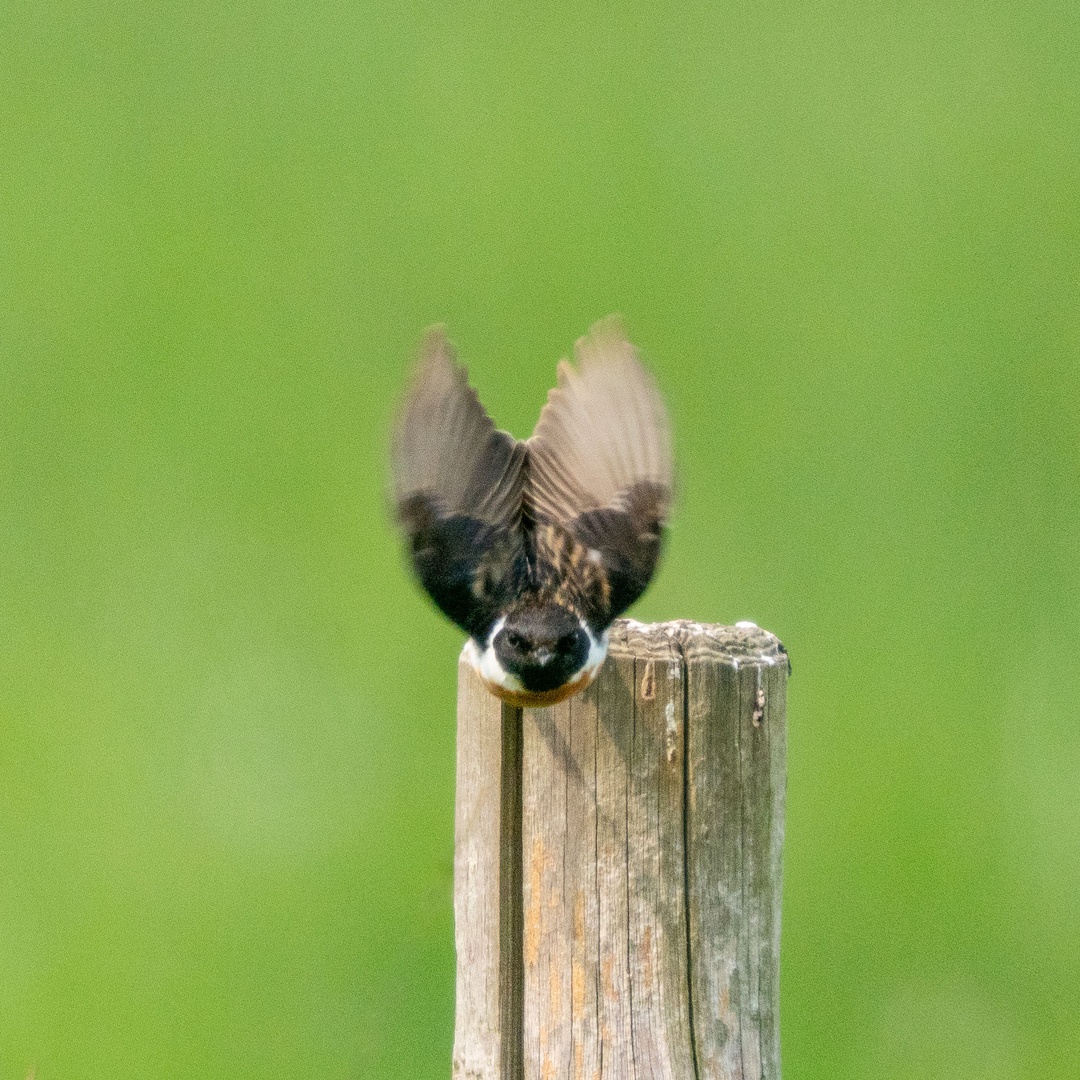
top-left (684, 625), bottom-right (787, 1080)
top-left (453, 657), bottom-right (524, 1080)
top-left (454, 620), bottom-right (787, 1080)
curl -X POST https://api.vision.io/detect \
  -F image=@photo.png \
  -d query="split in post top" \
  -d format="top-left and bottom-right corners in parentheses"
top-left (391, 316), bottom-right (674, 707)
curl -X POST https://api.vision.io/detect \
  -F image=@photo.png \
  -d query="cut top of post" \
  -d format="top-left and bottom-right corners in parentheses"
top-left (610, 618), bottom-right (789, 667)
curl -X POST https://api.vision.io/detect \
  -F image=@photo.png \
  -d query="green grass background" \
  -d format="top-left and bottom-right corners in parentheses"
top-left (2, 0), bottom-right (1078, 1076)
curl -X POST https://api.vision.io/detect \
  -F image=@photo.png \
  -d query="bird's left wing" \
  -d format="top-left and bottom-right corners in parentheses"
top-left (527, 316), bottom-right (673, 630)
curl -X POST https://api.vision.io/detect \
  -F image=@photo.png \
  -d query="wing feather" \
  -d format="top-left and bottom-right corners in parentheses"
top-left (393, 327), bottom-right (524, 530)
top-left (392, 327), bottom-right (526, 639)
top-left (527, 317), bottom-right (673, 624)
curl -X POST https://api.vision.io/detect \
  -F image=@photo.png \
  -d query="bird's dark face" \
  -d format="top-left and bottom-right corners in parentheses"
top-left (491, 604), bottom-right (591, 693)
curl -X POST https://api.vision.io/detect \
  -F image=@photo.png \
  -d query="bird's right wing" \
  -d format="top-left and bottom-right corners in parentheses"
top-left (391, 327), bottom-right (526, 641)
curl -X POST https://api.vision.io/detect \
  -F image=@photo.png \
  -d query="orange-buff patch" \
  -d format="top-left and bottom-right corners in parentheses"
top-left (480, 666), bottom-right (597, 707)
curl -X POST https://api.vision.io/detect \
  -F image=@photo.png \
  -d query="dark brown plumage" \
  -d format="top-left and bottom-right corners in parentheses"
top-left (391, 316), bottom-right (673, 705)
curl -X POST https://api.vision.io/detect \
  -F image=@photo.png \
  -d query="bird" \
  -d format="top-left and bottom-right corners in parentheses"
top-left (390, 316), bottom-right (673, 707)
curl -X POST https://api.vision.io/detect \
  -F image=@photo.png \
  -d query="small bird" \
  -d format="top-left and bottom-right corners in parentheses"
top-left (391, 317), bottom-right (673, 707)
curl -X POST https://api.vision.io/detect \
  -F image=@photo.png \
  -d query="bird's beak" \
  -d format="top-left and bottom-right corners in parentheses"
top-left (535, 647), bottom-right (553, 666)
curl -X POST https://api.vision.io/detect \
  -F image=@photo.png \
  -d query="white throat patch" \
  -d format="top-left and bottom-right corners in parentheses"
top-left (461, 617), bottom-right (610, 695)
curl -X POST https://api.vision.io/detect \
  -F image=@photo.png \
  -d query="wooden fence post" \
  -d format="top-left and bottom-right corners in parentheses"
top-left (452, 619), bottom-right (788, 1080)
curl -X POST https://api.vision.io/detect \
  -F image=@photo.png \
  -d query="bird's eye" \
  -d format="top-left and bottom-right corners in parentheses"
top-left (557, 633), bottom-right (578, 654)
top-left (505, 630), bottom-right (526, 651)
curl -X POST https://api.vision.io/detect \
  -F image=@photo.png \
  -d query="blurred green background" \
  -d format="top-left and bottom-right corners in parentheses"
top-left (2, 0), bottom-right (1078, 1076)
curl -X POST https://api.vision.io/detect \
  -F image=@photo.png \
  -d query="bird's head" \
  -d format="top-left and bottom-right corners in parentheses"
top-left (493, 604), bottom-right (590, 692)
top-left (464, 602), bottom-right (609, 706)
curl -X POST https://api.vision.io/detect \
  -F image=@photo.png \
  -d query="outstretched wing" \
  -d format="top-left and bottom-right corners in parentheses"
top-left (527, 316), bottom-right (673, 628)
top-left (392, 327), bottom-right (526, 641)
